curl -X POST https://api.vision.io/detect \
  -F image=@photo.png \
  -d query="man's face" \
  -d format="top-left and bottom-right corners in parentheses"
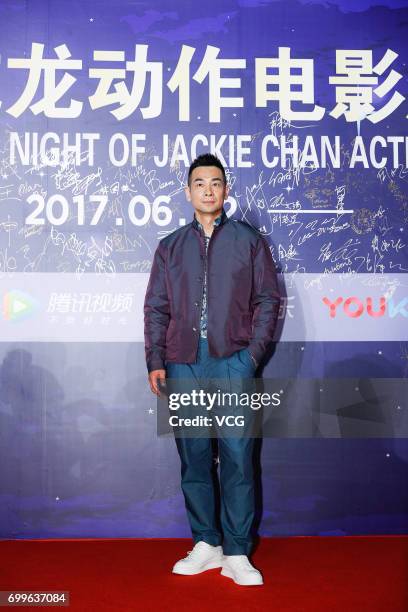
top-left (185, 166), bottom-right (229, 216)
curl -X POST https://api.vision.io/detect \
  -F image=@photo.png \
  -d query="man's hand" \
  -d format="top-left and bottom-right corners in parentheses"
top-left (148, 369), bottom-right (166, 396)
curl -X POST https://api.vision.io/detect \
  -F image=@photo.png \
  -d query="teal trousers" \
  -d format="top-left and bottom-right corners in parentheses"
top-left (166, 337), bottom-right (257, 556)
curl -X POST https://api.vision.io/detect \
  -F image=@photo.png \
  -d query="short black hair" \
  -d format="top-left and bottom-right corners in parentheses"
top-left (188, 153), bottom-right (226, 186)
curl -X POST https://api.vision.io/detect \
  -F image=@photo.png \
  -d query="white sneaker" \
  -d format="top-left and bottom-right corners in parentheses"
top-left (221, 555), bottom-right (264, 586)
top-left (172, 541), bottom-right (223, 575)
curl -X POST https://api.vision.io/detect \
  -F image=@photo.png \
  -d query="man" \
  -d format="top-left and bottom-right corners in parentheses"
top-left (144, 153), bottom-right (280, 586)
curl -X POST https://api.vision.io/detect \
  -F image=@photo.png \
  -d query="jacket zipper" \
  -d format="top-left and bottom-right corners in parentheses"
top-left (195, 228), bottom-right (207, 361)
top-left (202, 226), bottom-right (219, 354)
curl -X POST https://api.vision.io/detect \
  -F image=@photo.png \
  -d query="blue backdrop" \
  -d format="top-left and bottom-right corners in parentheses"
top-left (0, 0), bottom-right (407, 538)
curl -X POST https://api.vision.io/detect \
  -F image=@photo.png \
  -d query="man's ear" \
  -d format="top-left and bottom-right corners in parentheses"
top-left (224, 184), bottom-right (230, 200)
top-left (185, 184), bottom-right (191, 201)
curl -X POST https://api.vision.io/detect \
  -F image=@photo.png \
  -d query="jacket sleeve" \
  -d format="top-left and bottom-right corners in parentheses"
top-left (144, 241), bottom-right (170, 372)
top-left (248, 235), bottom-right (281, 365)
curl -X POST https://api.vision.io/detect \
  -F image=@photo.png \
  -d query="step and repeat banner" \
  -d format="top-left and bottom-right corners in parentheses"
top-left (0, 0), bottom-right (407, 538)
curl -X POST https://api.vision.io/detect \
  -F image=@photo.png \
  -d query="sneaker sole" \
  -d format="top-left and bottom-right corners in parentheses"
top-left (221, 567), bottom-right (264, 586)
top-left (172, 559), bottom-right (223, 575)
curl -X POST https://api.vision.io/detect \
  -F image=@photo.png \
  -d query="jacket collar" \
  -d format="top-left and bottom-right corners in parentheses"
top-left (192, 207), bottom-right (229, 231)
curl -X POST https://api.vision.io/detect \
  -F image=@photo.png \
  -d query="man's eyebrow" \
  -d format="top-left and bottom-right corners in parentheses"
top-left (192, 177), bottom-right (223, 182)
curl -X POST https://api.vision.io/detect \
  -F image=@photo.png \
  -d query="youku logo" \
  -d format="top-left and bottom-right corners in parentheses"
top-left (322, 296), bottom-right (408, 318)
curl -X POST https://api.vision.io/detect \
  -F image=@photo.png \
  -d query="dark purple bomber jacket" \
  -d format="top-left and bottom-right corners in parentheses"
top-left (144, 208), bottom-right (280, 373)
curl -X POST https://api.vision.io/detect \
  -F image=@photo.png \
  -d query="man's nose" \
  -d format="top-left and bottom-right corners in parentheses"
top-left (204, 184), bottom-right (213, 196)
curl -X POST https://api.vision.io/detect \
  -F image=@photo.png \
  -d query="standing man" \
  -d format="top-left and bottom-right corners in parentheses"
top-left (144, 153), bottom-right (280, 586)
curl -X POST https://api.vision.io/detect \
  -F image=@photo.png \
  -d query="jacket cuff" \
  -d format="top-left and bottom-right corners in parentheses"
top-left (147, 357), bottom-right (165, 373)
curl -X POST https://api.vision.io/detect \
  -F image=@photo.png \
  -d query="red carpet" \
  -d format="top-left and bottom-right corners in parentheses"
top-left (1, 537), bottom-right (407, 611)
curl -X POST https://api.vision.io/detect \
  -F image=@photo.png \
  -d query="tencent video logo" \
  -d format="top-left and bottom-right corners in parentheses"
top-left (3, 290), bottom-right (38, 322)
top-left (322, 296), bottom-right (408, 318)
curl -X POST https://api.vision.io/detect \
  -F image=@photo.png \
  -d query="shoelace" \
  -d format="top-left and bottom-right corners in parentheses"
top-left (184, 543), bottom-right (208, 561)
top-left (228, 555), bottom-right (255, 570)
